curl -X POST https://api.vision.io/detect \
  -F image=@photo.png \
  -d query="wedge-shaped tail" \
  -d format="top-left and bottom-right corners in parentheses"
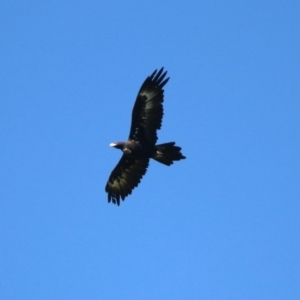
top-left (153, 142), bottom-right (186, 166)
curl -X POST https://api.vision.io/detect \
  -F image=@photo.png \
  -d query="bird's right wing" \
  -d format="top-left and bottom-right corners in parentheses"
top-left (105, 154), bottom-right (149, 205)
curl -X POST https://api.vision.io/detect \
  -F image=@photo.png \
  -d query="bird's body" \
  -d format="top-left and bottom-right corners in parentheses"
top-left (105, 68), bottom-right (186, 205)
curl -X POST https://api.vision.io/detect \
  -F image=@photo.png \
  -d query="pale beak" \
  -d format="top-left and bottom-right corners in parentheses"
top-left (109, 143), bottom-right (117, 147)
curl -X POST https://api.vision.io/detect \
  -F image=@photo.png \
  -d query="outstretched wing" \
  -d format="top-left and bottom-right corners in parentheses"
top-left (129, 68), bottom-right (169, 146)
top-left (105, 154), bottom-right (149, 205)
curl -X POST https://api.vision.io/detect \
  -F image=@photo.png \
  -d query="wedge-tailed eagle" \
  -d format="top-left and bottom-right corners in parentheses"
top-left (105, 68), bottom-right (186, 205)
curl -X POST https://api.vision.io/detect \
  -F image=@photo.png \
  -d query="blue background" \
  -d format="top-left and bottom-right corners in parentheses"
top-left (1, 1), bottom-right (299, 299)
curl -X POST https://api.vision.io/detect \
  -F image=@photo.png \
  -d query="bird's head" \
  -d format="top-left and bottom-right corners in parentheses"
top-left (109, 142), bottom-right (124, 150)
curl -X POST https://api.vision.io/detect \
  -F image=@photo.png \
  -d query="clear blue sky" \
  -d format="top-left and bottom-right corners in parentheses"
top-left (1, 1), bottom-right (299, 299)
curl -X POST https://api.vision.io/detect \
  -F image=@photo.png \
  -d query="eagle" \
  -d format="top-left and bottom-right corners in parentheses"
top-left (105, 68), bottom-right (186, 205)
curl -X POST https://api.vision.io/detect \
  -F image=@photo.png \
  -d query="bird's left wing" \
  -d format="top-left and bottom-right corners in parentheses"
top-left (105, 154), bottom-right (149, 205)
top-left (129, 68), bottom-right (169, 146)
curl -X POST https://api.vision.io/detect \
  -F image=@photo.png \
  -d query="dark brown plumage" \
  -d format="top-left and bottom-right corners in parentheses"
top-left (105, 68), bottom-right (186, 205)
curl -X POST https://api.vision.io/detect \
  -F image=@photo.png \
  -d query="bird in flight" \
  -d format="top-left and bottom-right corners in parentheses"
top-left (105, 68), bottom-right (186, 205)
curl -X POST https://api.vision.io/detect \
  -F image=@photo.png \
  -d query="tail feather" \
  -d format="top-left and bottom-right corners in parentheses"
top-left (153, 142), bottom-right (186, 166)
